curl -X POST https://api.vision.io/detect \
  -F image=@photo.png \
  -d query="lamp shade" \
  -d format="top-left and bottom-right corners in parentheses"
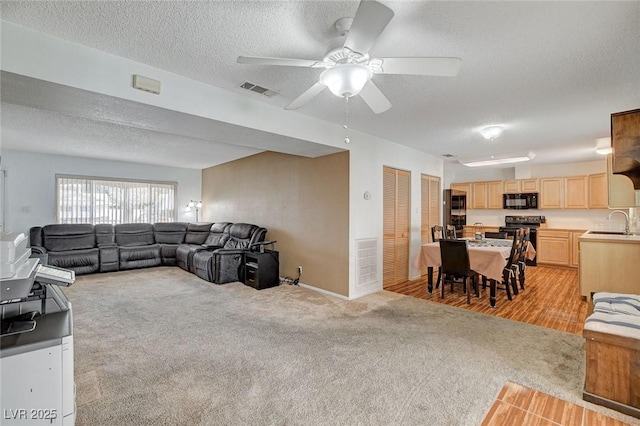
top-left (320, 64), bottom-right (372, 98)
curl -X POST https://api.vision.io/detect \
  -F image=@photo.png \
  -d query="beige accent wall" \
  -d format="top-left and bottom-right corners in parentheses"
top-left (201, 151), bottom-right (350, 296)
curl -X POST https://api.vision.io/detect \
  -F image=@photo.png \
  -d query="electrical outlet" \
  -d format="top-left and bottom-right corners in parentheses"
top-left (297, 266), bottom-right (302, 275)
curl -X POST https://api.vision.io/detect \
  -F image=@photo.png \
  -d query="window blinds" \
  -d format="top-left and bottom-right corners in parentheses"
top-left (56, 175), bottom-right (177, 224)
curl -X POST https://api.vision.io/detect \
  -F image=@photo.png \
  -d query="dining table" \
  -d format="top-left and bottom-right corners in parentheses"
top-left (414, 238), bottom-right (536, 308)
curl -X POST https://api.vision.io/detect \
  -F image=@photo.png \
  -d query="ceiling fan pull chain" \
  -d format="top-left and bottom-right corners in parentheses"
top-left (344, 97), bottom-right (350, 143)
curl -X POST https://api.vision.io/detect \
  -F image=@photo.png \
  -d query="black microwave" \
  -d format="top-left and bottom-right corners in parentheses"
top-left (503, 193), bottom-right (538, 209)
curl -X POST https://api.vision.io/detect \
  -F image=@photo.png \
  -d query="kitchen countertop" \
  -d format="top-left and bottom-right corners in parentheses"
top-left (580, 231), bottom-right (640, 243)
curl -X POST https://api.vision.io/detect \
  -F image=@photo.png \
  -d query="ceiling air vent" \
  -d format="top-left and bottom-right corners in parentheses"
top-left (239, 81), bottom-right (278, 97)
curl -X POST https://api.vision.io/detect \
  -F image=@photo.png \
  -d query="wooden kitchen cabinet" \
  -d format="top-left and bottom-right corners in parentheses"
top-left (580, 235), bottom-right (640, 297)
top-left (450, 182), bottom-right (472, 197)
top-left (503, 179), bottom-right (539, 193)
top-left (564, 176), bottom-right (589, 209)
top-left (537, 229), bottom-right (571, 266)
top-left (471, 182), bottom-right (487, 209)
top-left (539, 178), bottom-right (563, 209)
top-left (571, 231), bottom-right (586, 267)
top-left (588, 173), bottom-right (608, 208)
top-left (503, 180), bottom-right (520, 193)
top-left (487, 181), bottom-right (503, 209)
top-left (521, 179), bottom-right (539, 192)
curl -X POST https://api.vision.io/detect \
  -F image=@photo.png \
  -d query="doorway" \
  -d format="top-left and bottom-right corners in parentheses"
top-left (420, 174), bottom-right (441, 275)
top-left (383, 166), bottom-right (410, 288)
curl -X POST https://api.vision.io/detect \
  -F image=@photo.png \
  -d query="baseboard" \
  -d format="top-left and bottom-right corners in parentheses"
top-left (583, 390), bottom-right (640, 419)
top-left (298, 283), bottom-right (349, 300)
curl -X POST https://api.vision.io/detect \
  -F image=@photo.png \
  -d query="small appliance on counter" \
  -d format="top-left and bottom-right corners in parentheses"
top-left (1, 232), bottom-right (76, 425)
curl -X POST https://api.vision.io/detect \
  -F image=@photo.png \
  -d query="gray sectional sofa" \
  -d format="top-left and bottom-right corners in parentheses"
top-left (29, 222), bottom-right (268, 284)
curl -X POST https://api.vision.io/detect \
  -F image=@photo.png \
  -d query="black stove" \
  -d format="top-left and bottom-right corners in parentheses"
top-left (499, 215), bottom-right (545, 266)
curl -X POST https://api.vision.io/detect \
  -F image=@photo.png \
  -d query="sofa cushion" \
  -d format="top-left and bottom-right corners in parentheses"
top-left (153, 222), bottom-right (188, 244)
top-left (48, 248), bottom-right (99, 275)
top-left (203, 222), bottom-right (232, 247)
top-left (115, 223), bottom-right (155, 247)
top-left (223, 223), bottom-right (260, 250)
top-left (95, 224), bottom-right (115, 245)
top-left (184, 223), bottom-right (213, 245)
top-left (43, 224), bottom-right (96, 252)
top-left (119, 244), bottom-right (161, 270)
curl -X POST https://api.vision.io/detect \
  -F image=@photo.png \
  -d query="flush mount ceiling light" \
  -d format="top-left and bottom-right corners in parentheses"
top-left (460, 151), bottom-right (536, 167)
top-left (479, 125), bottom-right (505, 141)
top-left (595, 137), bottom-right (612, 155)
top-left (319, 64), bottom-right (373, 98)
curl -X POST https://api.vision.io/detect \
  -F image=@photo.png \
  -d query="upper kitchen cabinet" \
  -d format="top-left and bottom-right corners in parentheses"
top-left (471, 182), bottom-right (487, 209)
top-left (564, 176), bottom-right (589, 209)
top-left (588, 173), bottom-right (608, 208)
top-left (450, 182), bottom-right (472, 197)
top-left (487, 181), bottom-right (503, 209)
top-left (539, 178), bottom-right (563, 209)
top-left (503, 179), bottom-right (539, 193)
top-left (608, 109), bottom-right (640, 207)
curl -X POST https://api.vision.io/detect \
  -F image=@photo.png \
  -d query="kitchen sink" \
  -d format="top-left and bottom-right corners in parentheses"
top-left (587, 230), bottom-right (627, 235)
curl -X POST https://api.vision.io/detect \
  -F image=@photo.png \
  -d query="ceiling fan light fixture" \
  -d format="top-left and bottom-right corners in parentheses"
top-left (320, 64), bottom-right (372, 98)
top-left (479, 125), bottom-right (505, 141)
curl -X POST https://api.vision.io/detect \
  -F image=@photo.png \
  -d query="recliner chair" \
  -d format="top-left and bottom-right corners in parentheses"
top-left (175, 223), bottom-right (213, 272)
top-left (192, 223), bottom-right (267, 284)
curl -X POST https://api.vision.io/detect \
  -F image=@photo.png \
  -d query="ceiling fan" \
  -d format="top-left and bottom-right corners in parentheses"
top-left (237, 0), bottom-right (461, 114)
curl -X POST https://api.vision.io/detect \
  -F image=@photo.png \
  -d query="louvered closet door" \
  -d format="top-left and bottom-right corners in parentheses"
top-left (420, 174), bottom-right (441, 275)
top-left (383, 167), bottom-right (411, 288)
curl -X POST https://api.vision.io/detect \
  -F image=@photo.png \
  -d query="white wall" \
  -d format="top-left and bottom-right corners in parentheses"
top-left (348, 135), bottom-right (443, 299)
top-left (0, 149), bottom-right (201, 237)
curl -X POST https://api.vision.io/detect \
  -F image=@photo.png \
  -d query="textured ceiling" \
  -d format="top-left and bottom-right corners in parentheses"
top-left (1, 1), bottom-right (639, 171)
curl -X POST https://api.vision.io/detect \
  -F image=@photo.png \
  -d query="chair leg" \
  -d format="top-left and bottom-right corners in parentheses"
top-left (510, 266), bottom-right (519, 296)
top-left (502, 269), bottom-right (512, 301)
top-left (518, 261), bottom-right (526, 290)
top-left (436, 269), bottom-right (442, 289)
top-left (464, 277), bottom-right (470, 304)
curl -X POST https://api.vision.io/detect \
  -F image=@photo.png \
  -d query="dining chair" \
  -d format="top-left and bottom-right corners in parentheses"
top-left (431, 225), bottom-right (444, 242)
top-left (438, 239), bottom-right (479, 304)
top-left (445, 225), bottom-right (457, 239)
top-left (516, 227), bottom-right (530, 290)
top-left (481, 229), bottom-right (522, 301)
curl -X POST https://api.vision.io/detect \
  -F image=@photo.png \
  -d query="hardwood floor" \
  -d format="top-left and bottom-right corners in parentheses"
top-left (386, 265), bottom-right (589, 335)
top-left (482, 382), bottom-right (633, 426)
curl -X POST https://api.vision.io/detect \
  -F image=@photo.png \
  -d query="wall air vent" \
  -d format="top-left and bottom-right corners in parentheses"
top-left (132, 75), bottom-right (161, 95)
top-left (356, 238), bottom-right (378, 287)
top-left (239, 81), bottom-right (278, 97)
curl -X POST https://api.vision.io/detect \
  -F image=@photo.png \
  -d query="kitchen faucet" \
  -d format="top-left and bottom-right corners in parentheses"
top-left (607, 210), bottom-right (631, 235)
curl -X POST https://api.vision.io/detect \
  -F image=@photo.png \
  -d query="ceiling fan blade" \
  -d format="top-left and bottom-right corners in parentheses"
top-left (371, 57), bottom-right (462, 76)
top-left (237, 56), bottom-right (326, 68)
top-left (285, 82), bottom-right (327, 110)
top-left (343, 0), bottom-right (394, 56)
top-left (358, 80), bottom-right (391, 114)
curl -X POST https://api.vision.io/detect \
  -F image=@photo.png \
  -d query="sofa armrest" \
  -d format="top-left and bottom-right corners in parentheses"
top-left (30, 245), bottom-right (47, 255)
top-left (99, 244), bottom-right (119, 272)
top-left (211, 249), bottom-right (246, 284)
top-left (201, 244), bottom-right (224, 250)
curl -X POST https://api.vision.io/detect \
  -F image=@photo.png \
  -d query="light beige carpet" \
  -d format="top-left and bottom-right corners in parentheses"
top-left (61, 267), bottom-right (635, 425)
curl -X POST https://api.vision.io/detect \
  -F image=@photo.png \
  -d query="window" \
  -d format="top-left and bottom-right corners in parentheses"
top-left (56, 175), bottom-right (177, 224)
